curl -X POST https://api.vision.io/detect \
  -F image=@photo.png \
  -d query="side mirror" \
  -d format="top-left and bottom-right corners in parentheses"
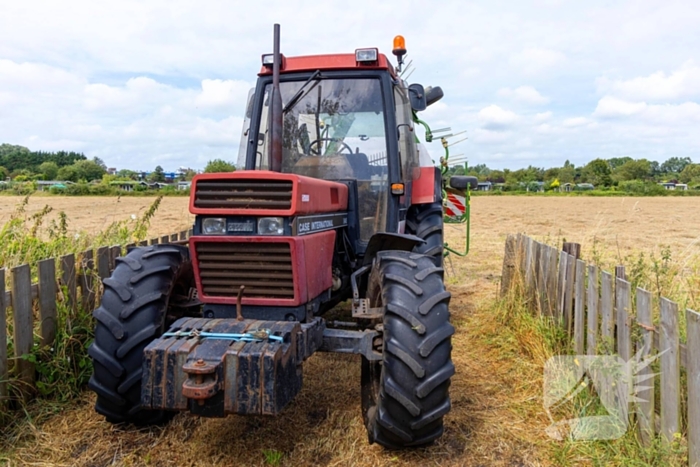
top-left (425, 86), bottom-right (444, 107)
top-left (450, 176), bottom-right (478, 191)
top-left (408, 83), bottom-right (427, 112)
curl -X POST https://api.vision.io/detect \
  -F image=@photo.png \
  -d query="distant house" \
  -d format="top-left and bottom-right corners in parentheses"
top-left (675, 183), bottom-right (688, 191)
top-left (476, 181), bottom-right (492, 191)
top-left (177, 181), bottom-right (192, 191)
top-left (660, 182), bottom-right (677, 190)
top-left (575, 183), bottom-right (595, 191)
top-left (37, 180), bottom-right (74, 191)
top-left (110, 180), bottom-right (148, 192)
top-left (561, 183), bottom-right (574, 192)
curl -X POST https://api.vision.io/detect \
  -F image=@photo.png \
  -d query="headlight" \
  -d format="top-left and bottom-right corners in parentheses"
top-left (258, 217), bottom-right (284, 235)
top-left (202, 217), bottom-right (226, 235)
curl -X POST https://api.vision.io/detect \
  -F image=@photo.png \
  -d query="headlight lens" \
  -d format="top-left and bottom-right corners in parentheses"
top-left (257, 217), bottom-right (284, 235)
top-left (202, 217), bottom-right (226, 235)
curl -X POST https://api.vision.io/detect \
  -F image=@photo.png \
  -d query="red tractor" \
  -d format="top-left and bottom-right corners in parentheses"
top-left (89, 25), bottom-right (476, 449)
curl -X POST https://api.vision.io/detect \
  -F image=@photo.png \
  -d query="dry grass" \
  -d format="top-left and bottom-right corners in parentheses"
top-left (3, 195), bottom-right (699, 466)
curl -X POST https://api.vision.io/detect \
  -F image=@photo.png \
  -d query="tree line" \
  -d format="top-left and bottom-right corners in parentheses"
top-left (450, 156), bottom-right (700, 191)
top-left (0, 144), bottom-right (236, 184)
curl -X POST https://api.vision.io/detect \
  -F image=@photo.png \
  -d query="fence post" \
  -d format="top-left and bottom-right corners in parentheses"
top-left (500, 235), bottom-right (516, 297)
top-left (574, 259), bottom-right (586, 354)
top-left (0, 268), bottom-right (6, 403)
top-left (660, 298), bottom-right (680, 444)
top-left (636, 288), bottom-right (654, 446)
top-left (586, 265), bottom-right (599, 355)
top-left (38, 258), bottom-right (58, 348)
top-left (179, 230), bottom-right (187, 241)
top-left (12, 264), bottom-right (34, 396)
top-left (600, 271), bottom-right (614, 350)
top-left (546, 246), bottom-right (558, 317)
top-left (615, 278), bottom-right (632, 361)
top-left (97, 246), bottom-right (110, 281)
top-left (537, 243), bottom-right (548, 315)
top-left (161, 235), bottom-right (169, 244)
top-left (557, 250), bottom-right (568, 326)
top-left (61, 254), bottom-right (77, 313)
top-left (686, 308), bottom-right (700, 467)
top-left (564, 254), bottom-right (575, 336)
top-left (80, 249), bottom-right (95, 312)
top-left (524, 238), bottom-right (534, 306)
top-left (109, 245), bottom-right (121, 272)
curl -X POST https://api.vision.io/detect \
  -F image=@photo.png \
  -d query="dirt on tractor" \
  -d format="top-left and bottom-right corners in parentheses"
top-left (3, 195), bottom-right (699, 466)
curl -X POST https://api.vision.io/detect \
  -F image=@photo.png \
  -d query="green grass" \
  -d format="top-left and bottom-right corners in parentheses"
top-left (0, 195), bottom-right (163, 427)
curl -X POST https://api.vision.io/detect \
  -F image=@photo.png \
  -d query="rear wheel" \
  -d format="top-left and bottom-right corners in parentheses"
top-left (88, 244), bottom-right (196, 425)
top-left (406, 203), bottom-right (444, 267)
top-left (361, 251), bottom-right (454, 448)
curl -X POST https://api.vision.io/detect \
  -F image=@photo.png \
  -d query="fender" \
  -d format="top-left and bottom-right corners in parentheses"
top-left (362, 232), bottom-right (425, 266)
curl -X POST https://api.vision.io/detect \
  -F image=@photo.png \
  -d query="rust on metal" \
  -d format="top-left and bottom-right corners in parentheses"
top-left (236, 286), bottom-right (245, 321)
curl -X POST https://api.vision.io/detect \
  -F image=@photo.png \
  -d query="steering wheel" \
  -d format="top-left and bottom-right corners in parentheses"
top-left (308, 138), bottom-right (353, 156)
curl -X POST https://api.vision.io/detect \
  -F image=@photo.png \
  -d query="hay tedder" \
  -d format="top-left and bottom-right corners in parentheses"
top-left (88, 25), bottom-right (476, 449)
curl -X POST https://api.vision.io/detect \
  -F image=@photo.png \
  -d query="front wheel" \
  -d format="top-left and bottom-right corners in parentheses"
top-left (362, 251), bottom-right (454, 448)
top-left (88, 244), bottom-right (196, 425)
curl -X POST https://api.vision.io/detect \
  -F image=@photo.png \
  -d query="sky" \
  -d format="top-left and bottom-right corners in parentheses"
top-left (1, 0), bottom-right (699, 172)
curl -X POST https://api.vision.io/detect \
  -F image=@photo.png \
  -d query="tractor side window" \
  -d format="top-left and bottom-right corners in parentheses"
top-left (394, 85), bottom-right (419, 180)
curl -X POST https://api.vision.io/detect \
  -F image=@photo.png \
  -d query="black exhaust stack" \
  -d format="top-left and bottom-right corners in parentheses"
top-left (269, 24), bottom-right (283, 172)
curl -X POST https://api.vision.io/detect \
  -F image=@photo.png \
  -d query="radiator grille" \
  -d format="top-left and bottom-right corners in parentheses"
top-left (195, 242), bottom-right (294, 299)
top-left (194, 179), bottom-right (293, 210)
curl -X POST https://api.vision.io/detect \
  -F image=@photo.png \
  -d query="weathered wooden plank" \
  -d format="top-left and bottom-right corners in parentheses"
top-left (600, 271), bottom-right (614, 350)
top-left (586, 265), bottom-right (599, 355)
top-left (137, 240), bottom-right (147, 247)
top-left (660, 298), bottom-right (680, 444)
top-left (179, 230), bottom-right (187, 241)
top-left (524, 238), bottom-right (534, 304)
top-left (161, 235), bottom-right (169, 244)
top-left (61, 254), bottom-right (77, 313)
top-left (109, 245), bottom-right (121, 272)
top-left (0, 268), bottom-right (7, 403)
top-left (188, 228), bottom-right (194, 238)
top-left (562, 242), bottom-right (581, 259)
top-left (687, 308), bottom-right (700, 467)
top-left (149, 237), bottom-right (159, 245)
top-left (500, 235), bottom-right (516, 297)
top-left (97, 246), bottom-right (110, 281)
top-left (80, 249), bottom-right (95, 312)
top-left (170, 233), bottom-right (178, 242)
top-left (546, 246), bottom-right (558, 318)
top-left (537, 243), bottom-right (548, 315)
top-left (574, 259), bottom-right (586, 354)
top-left (616, 278), bottom-right (632, 361)
top-left (636, 288), bottom-right (654, 446)
top-left (564, 254), bottom-right (575, 336)
top-left (38, 258), bottom-right (58, 348)
top-left (556, 250), bottom-right (568, 326)
top-left (12, 264), bottom-right (35, 393)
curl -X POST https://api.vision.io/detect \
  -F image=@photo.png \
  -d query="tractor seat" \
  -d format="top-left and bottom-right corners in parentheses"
top-left (345, 152), bottom-right (372, 180)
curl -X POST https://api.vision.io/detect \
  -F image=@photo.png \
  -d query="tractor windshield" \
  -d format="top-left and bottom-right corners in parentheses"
top-left (255, 77), bottom-right (389, 241)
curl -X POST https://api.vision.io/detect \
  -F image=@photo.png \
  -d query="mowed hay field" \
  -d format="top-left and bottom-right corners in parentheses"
top-left (3, 195), bottom-right (700, 466)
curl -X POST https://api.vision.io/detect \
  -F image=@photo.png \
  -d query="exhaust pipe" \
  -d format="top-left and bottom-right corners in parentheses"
top-left (269, 23), bottom-right (283, 172)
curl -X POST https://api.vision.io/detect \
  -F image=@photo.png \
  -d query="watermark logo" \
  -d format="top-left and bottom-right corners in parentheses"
top-left (543, 348), bottom-right (663, 440)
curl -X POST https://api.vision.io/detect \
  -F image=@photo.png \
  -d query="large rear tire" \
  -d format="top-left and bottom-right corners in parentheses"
top-left (362, 251), bottom-right (454, 448)
top-left (406, 203), bottom-right (444, 267)
top-left (88, 244), bottom-right (196, 425)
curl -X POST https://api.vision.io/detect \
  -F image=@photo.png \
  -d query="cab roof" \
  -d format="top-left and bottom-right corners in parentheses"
top-left (259, 53), bottom-right (397, 77)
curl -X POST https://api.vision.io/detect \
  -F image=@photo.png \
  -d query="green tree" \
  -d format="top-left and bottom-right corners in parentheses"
top-left (39, 161), bottom-right (59, 180)
top-left (582, 158), bottom-right (612, 187)
top-left (204, 159), bottom-right (236, 173)
top-left (660, 157), bottom-right (692, 175)
top-left (116, 169), bottom-right (138, 180)
top-left (679, 163), bottom-right (700, 184)
top-left (0, 166), bottom-right (9, 180)
top-left (57, 165), bottom-right (79, 182)
top-left (613, 159), bottom-right (651, 182)
top-left (607, 157), bottom-right (633, 170)
top-left (148, 165), bottom-right (166, 183)
top-left (73, 160), bottom-right (106, 181)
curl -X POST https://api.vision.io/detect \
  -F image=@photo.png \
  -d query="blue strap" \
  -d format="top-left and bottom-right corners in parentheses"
top-left (162, 329), bottom-right (284, 343)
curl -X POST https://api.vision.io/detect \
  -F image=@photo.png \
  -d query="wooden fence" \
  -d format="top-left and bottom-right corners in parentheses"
top-left (0, 229), bottom-right (192, 402)
top-left (501, 234), bottom-right (700, 466)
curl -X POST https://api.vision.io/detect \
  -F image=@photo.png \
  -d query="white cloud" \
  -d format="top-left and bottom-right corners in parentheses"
top-left (477, 105), bottom-right (518, 130)
top-left (498, 85), bottom-right (550, 105)
top-left (509, 48), bottom-right (565, 75)
top-left (593, 97), bottom-right (647, 118)
top-left (562, 117), bottom-right (591, 127)
top-left (534, 111), bottom-right (552, 123)
top-left (597, 61), bottom-right (700, 102)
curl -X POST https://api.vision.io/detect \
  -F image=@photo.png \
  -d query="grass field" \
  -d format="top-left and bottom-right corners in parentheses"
top-left (2, 195), bottom-right (699, 466)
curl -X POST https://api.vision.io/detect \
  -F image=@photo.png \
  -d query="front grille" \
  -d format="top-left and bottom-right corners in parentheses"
top-left (194, 179), bottom-right (293, 210)
top-left (196, 242), bottom-right (294, 299)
